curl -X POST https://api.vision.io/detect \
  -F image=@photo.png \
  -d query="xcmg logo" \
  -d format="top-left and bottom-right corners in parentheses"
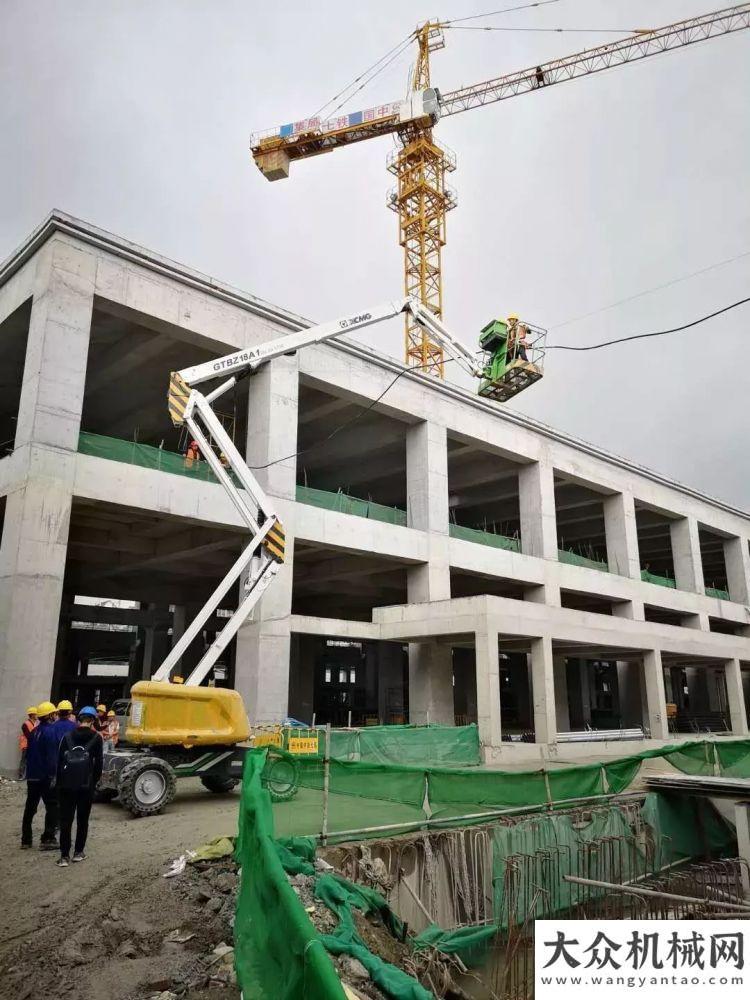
top-left (339, 313), bottom-right (372, 330)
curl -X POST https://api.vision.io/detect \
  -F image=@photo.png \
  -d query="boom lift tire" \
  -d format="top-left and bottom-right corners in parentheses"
top-left (262, 752), bottom-right (300, 802)
top-left (118, 756), bottom-right (177, 817)
top-left (200, 774), bottom-right (239, 794)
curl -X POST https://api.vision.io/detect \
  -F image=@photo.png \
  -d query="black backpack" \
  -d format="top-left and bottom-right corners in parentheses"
top-left (59, 734), bottom-right (93, 790)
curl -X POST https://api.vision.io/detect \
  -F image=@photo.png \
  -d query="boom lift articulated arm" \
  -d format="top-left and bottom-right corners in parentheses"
top-left (154, 297), bottom-right (479, 689)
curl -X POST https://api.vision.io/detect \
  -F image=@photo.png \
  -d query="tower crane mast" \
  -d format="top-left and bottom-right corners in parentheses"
top-left (251, 4), bottom-right (750, 379)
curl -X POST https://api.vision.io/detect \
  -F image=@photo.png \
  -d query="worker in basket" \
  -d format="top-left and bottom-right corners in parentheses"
top-left (184, 438), bottom-right (201, 469)
top-left (506, 314), bottom-right (529, 364)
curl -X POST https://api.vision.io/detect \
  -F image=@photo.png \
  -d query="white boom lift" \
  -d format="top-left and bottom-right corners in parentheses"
top-left (157, 296), bottom-right (485, 689)
top-left (105, 296), bottom-right (540, 816)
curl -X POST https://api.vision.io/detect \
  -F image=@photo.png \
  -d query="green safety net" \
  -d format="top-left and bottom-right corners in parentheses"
top-left (296, 484), bottom-right (407, 526)
top-left (705, 585), bottom-right (731, 600)
top-left (640, 569), bottom-right (677, 589)
top-left (356, 723), bottom-right (481, 766)
top-left (558, 548), bottom-right (609, 571)
top-left (78, 431), bottom-right (240, 485)
top-left (715, 739), bottom-right (750, 776)
top-left (236, 740), bottom-right (741, 994)
top-left (266, 737), bottom-right (750, 843)
top-left (449, 523), bottom-right (520, 552)
top-left (234, 750), bottom-right (346, 1000)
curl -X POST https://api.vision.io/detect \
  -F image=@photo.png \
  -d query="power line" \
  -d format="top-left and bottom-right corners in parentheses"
top-left (443, 1), bottom-right (561, 27)
top-left (553, 249), bottom-right (750, 329)
top-left (547, 296), bottom-right (750, 351)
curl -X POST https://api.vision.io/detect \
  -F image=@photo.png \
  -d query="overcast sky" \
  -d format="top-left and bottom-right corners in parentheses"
top-left (1, 1), bottom-right (748, 507)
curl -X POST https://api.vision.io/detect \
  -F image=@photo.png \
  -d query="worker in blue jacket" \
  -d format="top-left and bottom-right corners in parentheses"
top-left (53, 700), bottom-right (77, 740)
top-left (21, 700), bottom-right (60, 850)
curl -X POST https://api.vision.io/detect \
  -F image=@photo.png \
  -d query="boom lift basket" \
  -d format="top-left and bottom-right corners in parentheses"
top-left (478, 318), bottom-right (546, 403)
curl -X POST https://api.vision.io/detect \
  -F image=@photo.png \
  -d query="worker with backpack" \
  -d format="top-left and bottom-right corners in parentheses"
top-left (56, 706), bottom-right (104, 868)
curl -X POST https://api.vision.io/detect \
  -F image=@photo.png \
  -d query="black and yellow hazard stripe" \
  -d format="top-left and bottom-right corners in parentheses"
top-left (168, 372), bottom-right (191, 426)
top-left (262, 518), bottom-right (285, 563)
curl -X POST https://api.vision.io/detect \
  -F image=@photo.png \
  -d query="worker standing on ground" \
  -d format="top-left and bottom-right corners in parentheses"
top-left (94, 704), bottom-right (107, 731)
top-left (18, 707), bottom-right (38, 779)
top-left (102, 709), bottom-right (120, 751)
top-left (21, 701), bottom-right (60, 851)
top-left (56, 706), bottom-right (103, 868)
top-left (53, 700), bottom-right (77, 741)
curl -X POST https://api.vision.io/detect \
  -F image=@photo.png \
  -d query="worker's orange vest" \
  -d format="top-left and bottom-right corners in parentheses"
top-left (19, 719), bottom-right (37, 751)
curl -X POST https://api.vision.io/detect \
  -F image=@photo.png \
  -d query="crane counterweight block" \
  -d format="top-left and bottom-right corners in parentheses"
top-left (168, 371), bottom-right (191, 427)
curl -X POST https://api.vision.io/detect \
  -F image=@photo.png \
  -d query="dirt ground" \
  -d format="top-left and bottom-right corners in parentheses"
top-left (0, 776), bottom-right (243, 1000)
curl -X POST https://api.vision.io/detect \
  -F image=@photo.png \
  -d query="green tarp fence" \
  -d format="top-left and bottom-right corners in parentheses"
top-left (558, 547), bottom-right (609, 572)
top-left (235, 750), bottom-right (346, 1000)
top-left (296, 484), bottom-right (407, 526)
top-left (640, 568), bottom-right (676, 589)
top-left (449, 523), bottom-right (520, 552)
top-left (78, 431), bottom-right (240, 485)
top-left (269, 737), bottom-right (750, 842)
top-left (237, 749), bottom-right (738, 997)
top-left (328, 723), bottom-right (481, 766)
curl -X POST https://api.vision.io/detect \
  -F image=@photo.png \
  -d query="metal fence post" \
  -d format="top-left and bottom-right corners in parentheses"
top-left (321, 722), bottom-right (332, 846)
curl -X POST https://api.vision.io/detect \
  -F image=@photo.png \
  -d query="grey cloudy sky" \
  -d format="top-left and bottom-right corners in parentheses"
top-left (1, 0), bottom-right (748, 506)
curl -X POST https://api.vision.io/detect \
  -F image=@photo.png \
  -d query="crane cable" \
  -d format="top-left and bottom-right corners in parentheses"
top-left (442, 1), bottom-right (562, 26)
top-left (547, 296), bottom-right (750, 351)
top-left (309, 32), bottom-right (414, 121)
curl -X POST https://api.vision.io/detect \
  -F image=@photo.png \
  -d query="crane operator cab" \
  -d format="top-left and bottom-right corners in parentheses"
top-left (477, 314), bottom-right (546, 403)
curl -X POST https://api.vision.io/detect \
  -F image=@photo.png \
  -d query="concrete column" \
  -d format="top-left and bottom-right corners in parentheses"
top-left (15, 239), bottom-right (95, 451)
top-left (0, 465), bottom-right (76, 770)
top-left (670, 516), bottom-right (704, 595)
top-left (604, 492), bottom-right (641, 579)
top-left (642, 649), bottom-right (669, 739)
top-left (141, 602), bottom-right (160, 680)
top-left (407, 421), bottom-right (448, 534)
top-left (519, 461), bottom-right (558, 560)
top-left (474, 628), bottom-right (501, 746)
top-left (408, 642), bottom-right (454, 725)
top-left (235, 356), bottom-right (298, 724)
top-left (406, 421), bottom-right (452, 724)
top-left (725, 659), bottom-right (749, 736)
top-left (554, 654), bottom-right (570, 733)
top-left (724, 536), bottom-right (750, 605)
top-left (733, 802), bottom-right (750, 897)
top-left (0, 240), bottom-right (94, 772)
top-left (530, 636), bottom-right (556, 744)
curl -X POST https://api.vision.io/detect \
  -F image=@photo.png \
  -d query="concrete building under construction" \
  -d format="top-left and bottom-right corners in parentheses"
top-left (1, 211), bottom-right (749, 771)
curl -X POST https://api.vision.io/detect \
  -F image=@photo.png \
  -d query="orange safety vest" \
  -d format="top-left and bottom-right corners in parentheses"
top-left (19, 719), bottom-right (37, 751)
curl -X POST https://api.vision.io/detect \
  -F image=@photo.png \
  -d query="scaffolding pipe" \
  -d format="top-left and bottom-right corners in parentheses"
top-left (322, 790), bottom-right (643, 842)
top-left (563, 874), bottom-right (750, 911)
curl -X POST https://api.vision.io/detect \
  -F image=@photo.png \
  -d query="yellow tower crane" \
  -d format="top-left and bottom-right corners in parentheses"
top-left (251, 4), bottom-right (750, 380)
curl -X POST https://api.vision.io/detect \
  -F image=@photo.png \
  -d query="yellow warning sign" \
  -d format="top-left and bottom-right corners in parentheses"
top-left (255, 731), bottom-right (283, 749)
top-left (288, 736), bottom-right (319, 755)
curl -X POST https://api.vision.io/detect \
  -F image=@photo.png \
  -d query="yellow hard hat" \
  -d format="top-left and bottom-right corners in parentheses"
top-left (57, 699), bottom-right (73, 712)
top-left (27, 706), bottom-right (37, 715)
top-left (36, 700), bottom-right (57, 718)
top-left (507, 314), bottom-right (519, 322)
top-left (97, 704), bottom-right (107, 713)
top-left (107, 710), bottom-right (115, 717)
